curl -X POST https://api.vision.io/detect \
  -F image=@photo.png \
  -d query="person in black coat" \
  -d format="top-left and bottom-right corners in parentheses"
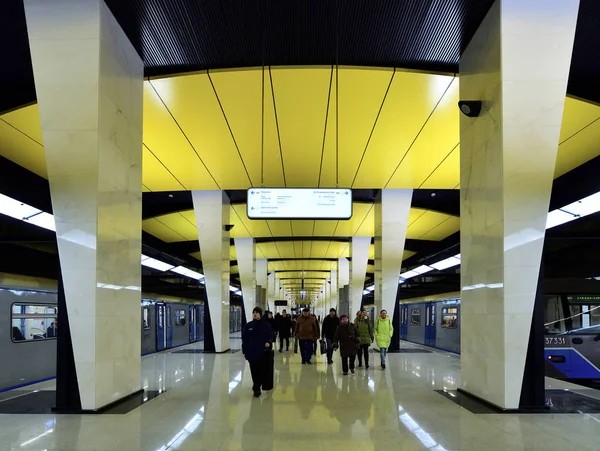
top-left (321, 308), bottom-right (340, 364)
top-left (242, 307), bottom-right (273, 397)
top-left (277, 309), bottom-right (293, 352)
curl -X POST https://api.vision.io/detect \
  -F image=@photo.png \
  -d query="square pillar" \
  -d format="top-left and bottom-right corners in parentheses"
top-left (459, 0), bottom-right (579, 409)
top-left (24, 0), bottom-right (143, 411)
top-left (192, 191), bottom-right (231, 353)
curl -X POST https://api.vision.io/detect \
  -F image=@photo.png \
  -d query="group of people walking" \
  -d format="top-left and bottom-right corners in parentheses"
top-left (242, 305), bottom-right (394, 395)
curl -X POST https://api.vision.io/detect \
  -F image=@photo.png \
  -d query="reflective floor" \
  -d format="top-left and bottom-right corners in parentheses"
top-left (1, 341), bottom-right (600, 450)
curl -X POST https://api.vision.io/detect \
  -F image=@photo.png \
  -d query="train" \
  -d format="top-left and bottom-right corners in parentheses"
top-left (2, 284), bottom-right (244, 392)
top-left (399, 297), bottom-right (460, 354)
top-left (400, 293), bottom-right (600, 380)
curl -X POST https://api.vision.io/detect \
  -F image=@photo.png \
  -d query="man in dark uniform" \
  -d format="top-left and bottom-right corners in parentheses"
top-left (322, 308), bottom-right (340, 364)
top-left (278, 309), bottom-right (293, 352)
top-left (242, 307), bottom-right (273, 397)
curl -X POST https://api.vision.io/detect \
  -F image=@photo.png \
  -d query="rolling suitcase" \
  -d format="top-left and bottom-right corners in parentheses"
top-left (262, 350), bottom-right (274, 391)
top-left (319, 339), bottom-right (326, 355)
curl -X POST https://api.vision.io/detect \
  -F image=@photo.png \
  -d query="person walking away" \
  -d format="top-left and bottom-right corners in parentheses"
top-left (278, 309), bottom-right (293, 352)
top-left (355, 308), bottom-right (374, 369)
top-left (322, 308), bottom-right (340, 364)
top-left (242, 307), bottom-right (273, 397)
top-left (332, 315), bottom-right (359, 375)
top-left (312, 314), bottom-right (320, 356)
top-left (294, 308), bottom-right (318, 364)
top-left (264, 311), bottom-right (276, 341)
top-left (374, 309), bottom-right (393, 369)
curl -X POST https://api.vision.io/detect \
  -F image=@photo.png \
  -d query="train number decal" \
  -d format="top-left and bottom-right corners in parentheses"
top-left (544, 336), bottom-right (566, 345)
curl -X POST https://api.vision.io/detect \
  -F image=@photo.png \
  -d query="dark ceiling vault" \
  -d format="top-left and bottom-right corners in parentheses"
top-left (3, 0), bottom-right (600, 113)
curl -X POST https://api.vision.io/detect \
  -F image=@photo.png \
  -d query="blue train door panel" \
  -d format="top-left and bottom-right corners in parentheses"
top-left (189, 305), bottom-right (197, 342)
top-left (196, 304), bottom-right (204, 341)
top-left (166, 304), bottom-right (173, 348)
top-left (400, 305), bottom-right (408, 340)
top-left (425, 302), bottom-right (436, 347)
top-left (156, 303), bottom-right (167, 351)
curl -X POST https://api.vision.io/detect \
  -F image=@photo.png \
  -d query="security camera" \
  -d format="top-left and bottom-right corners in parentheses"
top-left (223, 224), bottom-right (235, 232)
top-left (458, 101), bottom-right (482, 118)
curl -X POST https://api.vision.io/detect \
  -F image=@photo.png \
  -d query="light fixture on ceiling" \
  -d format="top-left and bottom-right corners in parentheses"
top-left (458, 100), bottom-right (482, 118)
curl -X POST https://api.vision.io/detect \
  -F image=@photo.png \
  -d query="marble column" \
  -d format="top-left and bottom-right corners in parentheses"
top-left (256, 259), bottom-right (268, 310)
top-left (267, 271), bottom-right (277, 312)
top-left (374, 190), bottom-right (413, 316)
top-left (192, 191), bottom-right (231, 353)
top-left (338, 258), bottom-right (350, 316)
top-left (24, 0), bottom-right (143, 411)
top-left (234, 238), bottom-right (256, 323)
top-left (330, 270), bottom-right (338, 312)
top-left (350, 237), bottom-right (370, 318)
top-left (459, 0), bottom-right (579, 409)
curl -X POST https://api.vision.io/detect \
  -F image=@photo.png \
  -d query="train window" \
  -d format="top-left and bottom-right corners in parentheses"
top-left (441, 308), bottom-right (458, 328)
top-left (11, 303), bottom-right (58, 342)
top-left (410, 309), bottom-right (421, 325)
top-left (175, 309), bottom-right (186, 326)
top-left (143, 308), bottom-right (150, 330)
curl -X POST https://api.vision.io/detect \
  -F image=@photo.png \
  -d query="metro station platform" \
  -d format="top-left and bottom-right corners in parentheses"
top-left (1, 342), bottom-right (599, 451)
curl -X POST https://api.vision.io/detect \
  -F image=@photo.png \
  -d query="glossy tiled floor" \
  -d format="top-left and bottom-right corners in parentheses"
top-left (1, 340), bottom-right (600, 451)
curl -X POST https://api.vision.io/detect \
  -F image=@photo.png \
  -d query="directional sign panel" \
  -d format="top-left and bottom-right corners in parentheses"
top-left (247, 188), bottom-right (352, 219)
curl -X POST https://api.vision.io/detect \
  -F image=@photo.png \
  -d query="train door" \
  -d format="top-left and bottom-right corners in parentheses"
top-left (400, 305), bottom-right (408, 340)
top-left (189, 305), bottom-right (197, 342)
top-left (425, 302), bottom-right (436, 347)
top-left (166, 304), bottom-right (173, 348)
top-left (197, 304), bottom-right (205, 341)
top-left (156, 303), bottom-right (167, 351)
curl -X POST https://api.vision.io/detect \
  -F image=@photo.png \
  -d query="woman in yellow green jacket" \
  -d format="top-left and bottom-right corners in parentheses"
top-left (374, 310), bottom-right (393, 369)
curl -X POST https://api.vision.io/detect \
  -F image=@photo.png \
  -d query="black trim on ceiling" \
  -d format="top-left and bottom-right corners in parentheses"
top-left (142, 191), bottom-right (192, 220)
top-left (549, 154), bottom-right (600, 211)
top-left (0, 155), bottom-right (52, 213)
top-left (411, 190), bottom-right (459, 217)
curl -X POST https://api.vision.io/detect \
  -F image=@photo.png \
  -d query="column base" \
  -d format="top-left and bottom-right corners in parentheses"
top-left (52, 388), bottom-right (155, 414)
top-left (454, 388), bottom-right (550, 413)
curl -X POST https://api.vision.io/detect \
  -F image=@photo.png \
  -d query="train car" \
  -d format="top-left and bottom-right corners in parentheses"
top-left (543, 294), bottom-right (600, 380)
top-left (1, 287), bottom-right (58, 391)
top-left (1, 279), bottom-right (206, 392)
top-left (399, 298), bottom-right (460, 353)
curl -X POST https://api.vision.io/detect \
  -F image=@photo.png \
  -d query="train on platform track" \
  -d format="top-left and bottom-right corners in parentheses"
top-left (1, 284), bottom-right (244, 392)
top-left (400, 294), bottom-right (600, 382)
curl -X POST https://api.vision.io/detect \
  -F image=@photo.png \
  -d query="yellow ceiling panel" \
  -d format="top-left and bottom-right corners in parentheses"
top-left (555, 114), bottom-right (600, 178)
top-left (334, 203), bottom-right (372, 236)
top-left (277, 271), bottom-right (330, 279)
top-left (142, 82), bottom-right (219, 190)
top-left (209, 69), bottom-right (281, 186)
top-left (142, 217), bottom-right (188, 242)
top-left (142, 146), bottom-right (184, 191)
top-left (352, 73), bottom-right (456, 188)
top-left (313, 220), bottom-right (339, 236)
top-left (229, 246), bottom-right (237, 260)
top-left (230, 265), bottom-right (239, 274)
top-left (419, 216), bottom-right (460, 240)
top-left (269, 68), bottom-right (333, 187)
top-left (1, 104), bottom-right (44, 143)
top-left (293, 240), bottom-right (304, 258)
top-left (231, 204), bottom-right (270, 238)
top-left (386, 78), bottom-right (460, 188)
top-left (0, 106), bottom-right (46, 178)
top-left (369, 244), bottom-right (375, 259)
top-left (275, 241), bottom-right (296, 259)
top-left (190, 251), bottom-right (201, 262)
top-left (309, 241), bottom-right (330, 259)
top-left (335, 68), bottom-right (396, 187)
top-left (267, 220), bottom-right (292, 236)
top-left (419, 144), bottom-right (460, 189)
top-left (407, 210), bottom-right (459, 241)
top-left (149, 75), bottom-right (254, 188)
top-left (290, 220), bottom-right (315, 236)
top-left (144, 212), bottom-right (198, 242)
top-left (559, 97), bottom-right (600, 142)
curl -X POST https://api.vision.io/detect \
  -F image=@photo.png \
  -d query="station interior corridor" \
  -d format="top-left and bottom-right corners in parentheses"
top-left (1, 342), bottom-right (600, 451)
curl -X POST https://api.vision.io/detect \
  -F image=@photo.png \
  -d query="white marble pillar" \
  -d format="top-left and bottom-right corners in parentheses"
top-left (374, 190), bottom-right (413, 315)
top-left (24, 0), bottom-right (143, 410)
top-left (256, 259), bottom-right (268, 310)
top-left (350, 237), bottom-right (371, 318)
top-left (330, 270), bottom-right (338, 312)
top-left (234, 238), bottom-right (256, 323)
top-left (459, 0), bottom-right (579, 409)
top-left (192, 191), bottom-right (231, 353)
top-left (267, 271), bottom-right (276, 312)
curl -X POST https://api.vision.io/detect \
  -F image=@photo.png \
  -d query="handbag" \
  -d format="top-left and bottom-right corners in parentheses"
top-left (319, 339), bottom-right (326, 355)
